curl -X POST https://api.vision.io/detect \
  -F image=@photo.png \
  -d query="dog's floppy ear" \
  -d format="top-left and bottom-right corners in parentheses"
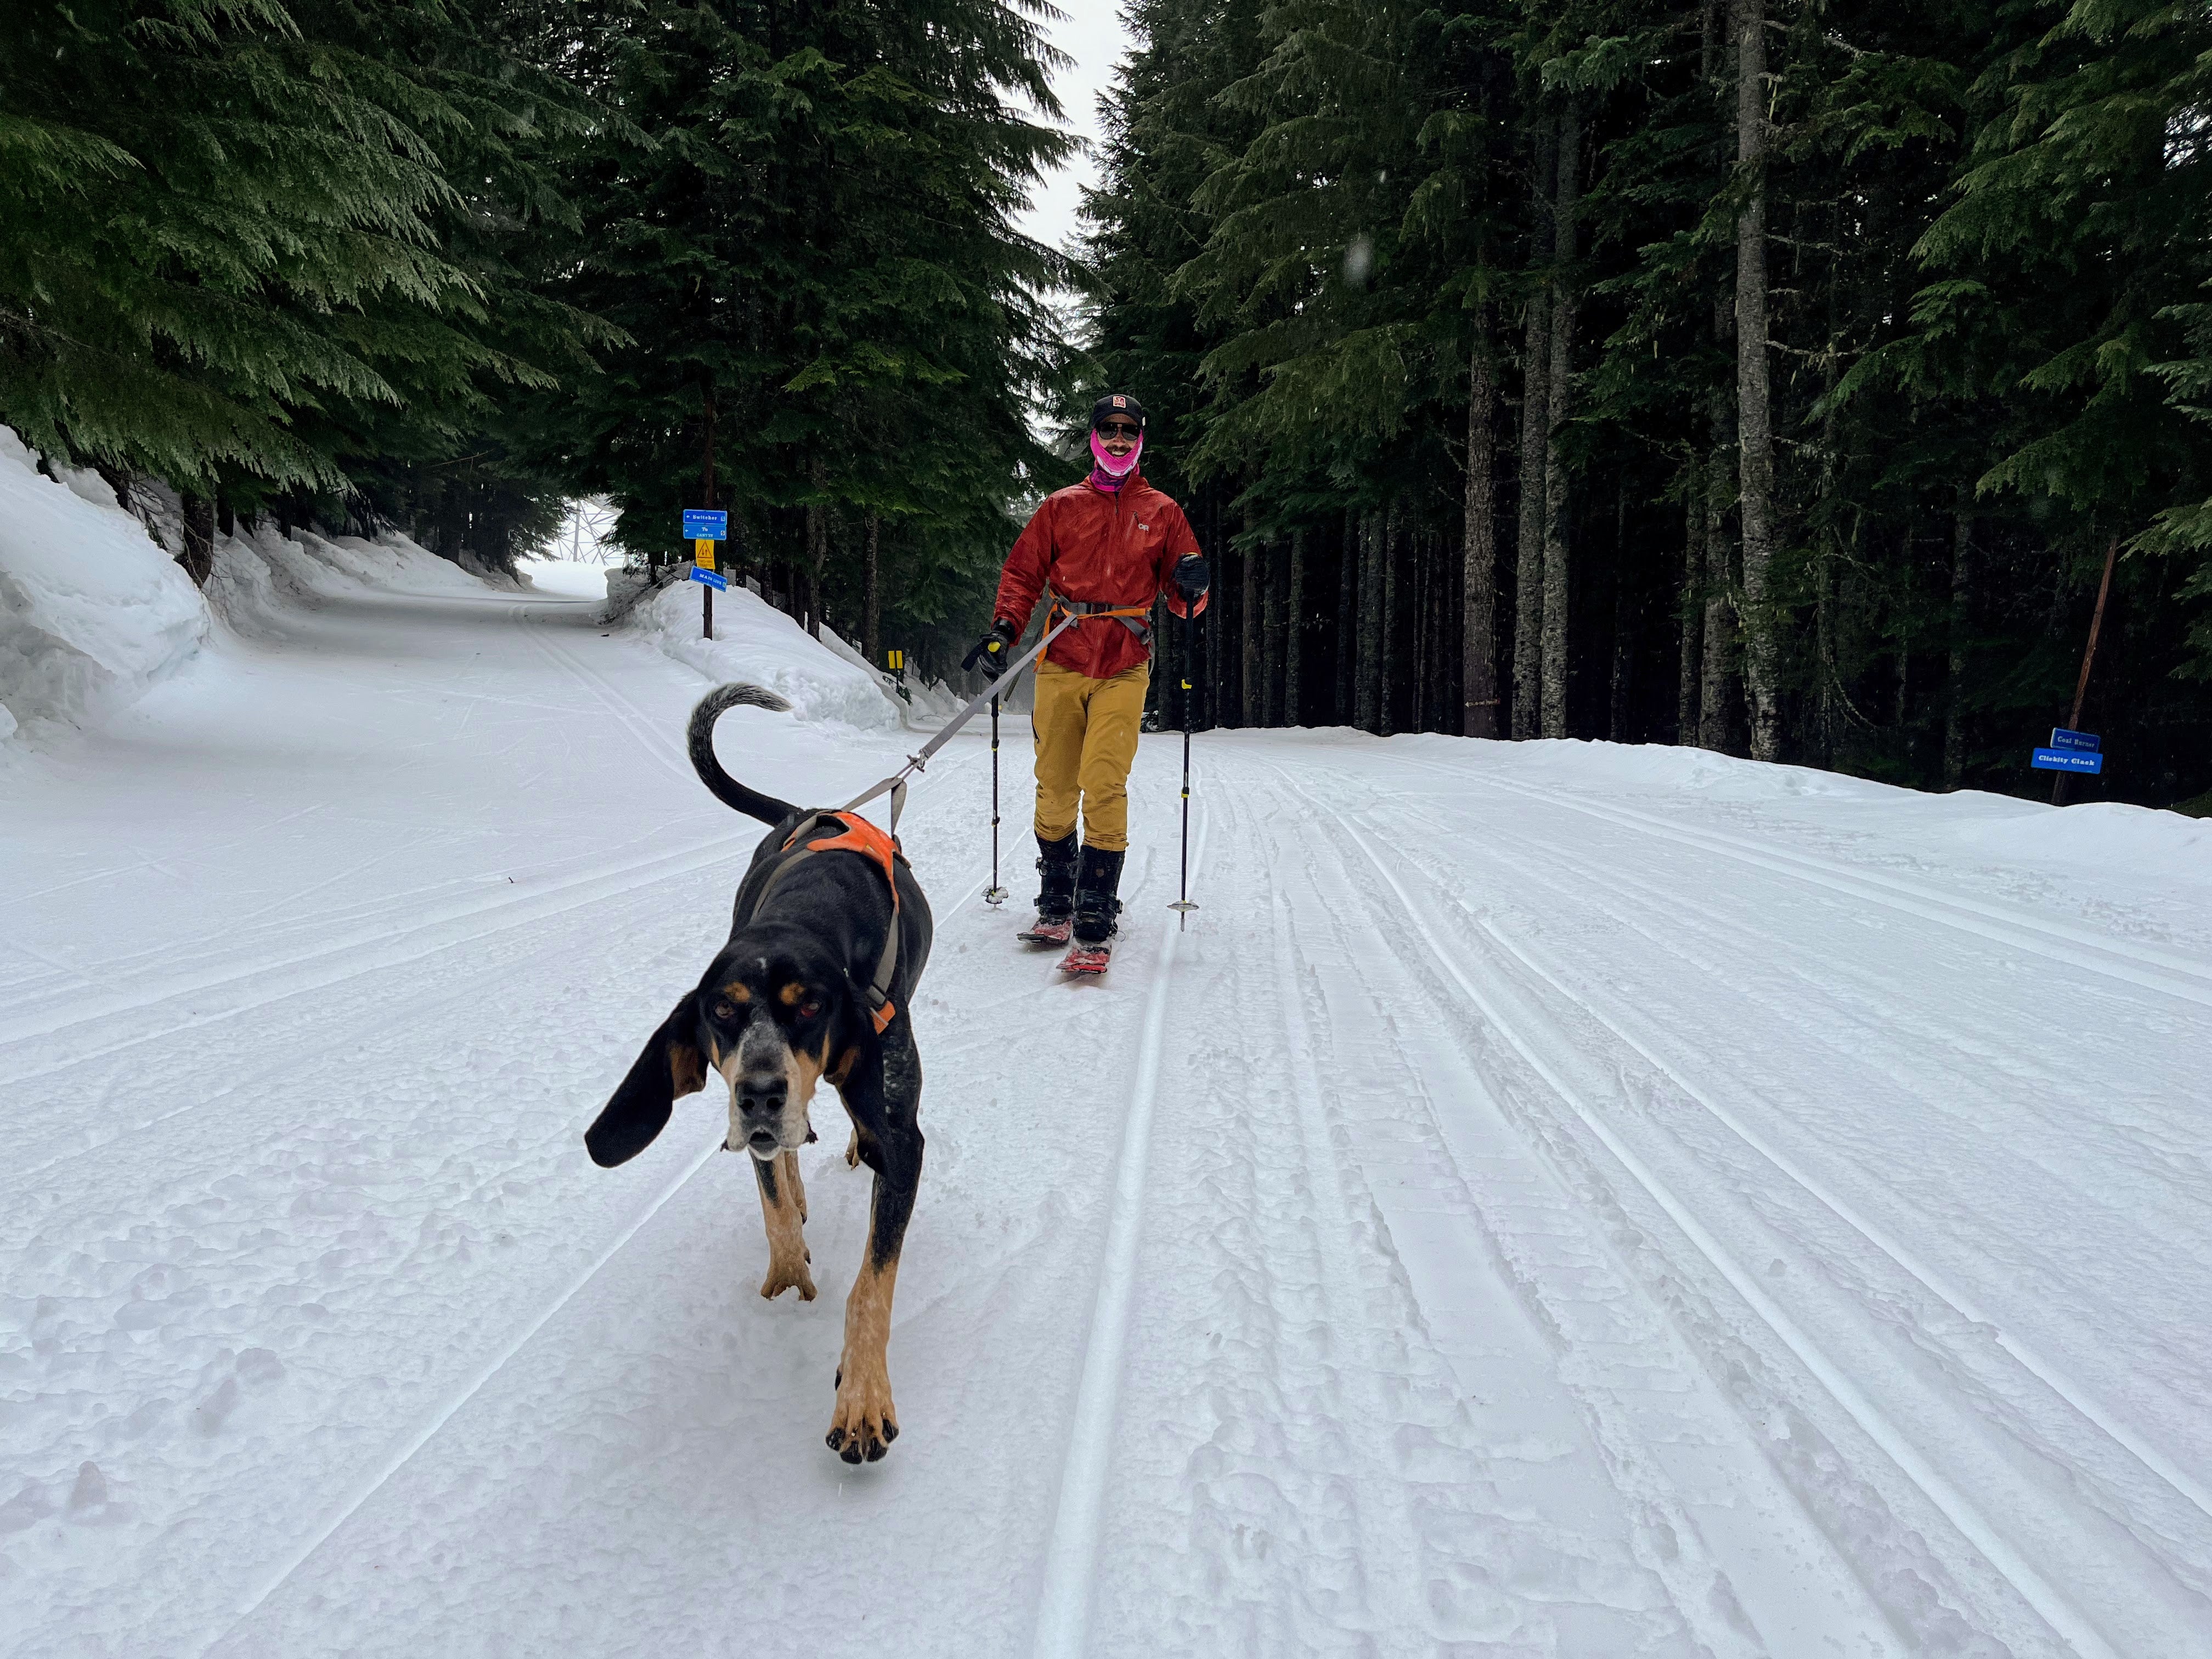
top-left (586, 992), bottom-right (708, 1168)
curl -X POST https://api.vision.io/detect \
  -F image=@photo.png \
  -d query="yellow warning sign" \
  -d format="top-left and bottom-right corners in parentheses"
top-left (694, 538), bottom-right (715, 569)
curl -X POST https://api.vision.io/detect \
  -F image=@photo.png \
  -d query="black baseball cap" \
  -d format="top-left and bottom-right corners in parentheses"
top-left (1091, 392), bottom-right (1146, 430)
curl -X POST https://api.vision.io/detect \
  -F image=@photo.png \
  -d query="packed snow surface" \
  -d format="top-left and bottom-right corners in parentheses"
top-left (3, 549), bottom-right (2209, 1658)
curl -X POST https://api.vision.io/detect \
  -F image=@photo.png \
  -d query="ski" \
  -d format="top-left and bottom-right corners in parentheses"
top-left (1057, 940), bottom-right (1112, 974)
top-left (1018, 916), bottom-right (1073, 947)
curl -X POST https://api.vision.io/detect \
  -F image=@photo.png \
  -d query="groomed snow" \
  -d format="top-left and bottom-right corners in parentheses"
top-left (3, 546), bottom-right (2209, 1658)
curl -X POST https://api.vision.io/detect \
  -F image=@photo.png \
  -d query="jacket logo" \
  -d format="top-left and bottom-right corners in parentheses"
top-left (1138, 521), bottom-right (1150, 531)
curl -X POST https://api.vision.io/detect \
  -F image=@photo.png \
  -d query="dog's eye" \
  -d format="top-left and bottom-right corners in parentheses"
top-left (713, 999), bottom-right (735, 1020)
top-left (800, 1000), bottom-right (822, 1019)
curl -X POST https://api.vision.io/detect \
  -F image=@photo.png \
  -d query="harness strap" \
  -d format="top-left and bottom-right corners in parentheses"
top-left (1045, 592), bottom-right (1153, 647)
top-left (749, 811), bottom-right (904, 1034)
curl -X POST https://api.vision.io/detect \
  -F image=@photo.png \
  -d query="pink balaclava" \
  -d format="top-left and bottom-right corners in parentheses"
top-left (1089, 427), bottom-right (1143, 490)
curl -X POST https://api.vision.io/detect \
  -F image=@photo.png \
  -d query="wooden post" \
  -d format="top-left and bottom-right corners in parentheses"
top-left (701, 381), bottom-right (717, 640)
top-left (2052, 535), bottom-right (2119, 806)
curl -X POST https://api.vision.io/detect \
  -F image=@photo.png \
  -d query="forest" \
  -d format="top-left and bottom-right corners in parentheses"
top-left (5, 1), bottom-right (2211, 806)
top-left (1088, 0), bottom-right (2212, 808)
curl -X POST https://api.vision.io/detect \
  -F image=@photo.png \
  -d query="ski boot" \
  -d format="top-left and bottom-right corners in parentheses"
top-left (1059, 845), bottom-right (1125, 974)
top-left (1018, 832), bottom-right (1077, 946)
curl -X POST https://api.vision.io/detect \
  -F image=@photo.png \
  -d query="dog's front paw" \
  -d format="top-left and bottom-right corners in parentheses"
top-left (825, 1361), bottom-right (899, 1463)
top-left (760, 1255), bottom-right (817, 1301)
top-left (845, 1128), bottom-right (861, 1170)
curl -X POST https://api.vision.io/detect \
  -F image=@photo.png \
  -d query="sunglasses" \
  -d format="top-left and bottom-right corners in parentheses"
top-left (1096, 420), bottom-right (1142, 439)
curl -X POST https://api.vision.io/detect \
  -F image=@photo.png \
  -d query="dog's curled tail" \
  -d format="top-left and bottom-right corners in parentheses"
top-left (688, 684), bottom-right (803, 825)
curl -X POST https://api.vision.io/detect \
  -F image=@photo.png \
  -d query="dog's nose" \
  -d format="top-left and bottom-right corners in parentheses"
top-left (737, 1073), bottom-right (787, 1120)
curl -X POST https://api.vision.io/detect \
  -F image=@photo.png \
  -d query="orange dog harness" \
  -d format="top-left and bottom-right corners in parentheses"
top-left (752, 810), bottom-right (904, 1034)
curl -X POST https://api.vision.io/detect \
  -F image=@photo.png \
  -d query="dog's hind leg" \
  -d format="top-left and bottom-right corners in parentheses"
top-left (827, 1022), bottom-right (923, 1463)
top-left (752, 1150), bottom-right (816, 1301)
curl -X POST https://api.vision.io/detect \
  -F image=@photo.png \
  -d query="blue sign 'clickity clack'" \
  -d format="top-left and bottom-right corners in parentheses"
top-left (2032, 743), bottom-right (2102, 774)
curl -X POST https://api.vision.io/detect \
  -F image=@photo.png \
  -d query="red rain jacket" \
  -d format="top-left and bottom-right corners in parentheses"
top-left (992, 470), bottom-right (1208, 681)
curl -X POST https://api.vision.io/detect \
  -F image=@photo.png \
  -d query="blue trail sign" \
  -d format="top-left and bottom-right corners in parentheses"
top-left (689, 565), bottom-right (729, 592)
top-left (681, 509), bottom-right (728, 541)
top-left (2049, 727), bottom-right (2100, 752)
top-left (2032, 747), bottom-right (2102, 774)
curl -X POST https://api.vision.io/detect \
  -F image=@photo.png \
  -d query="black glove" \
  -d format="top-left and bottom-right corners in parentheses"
top-left (962, 619), bottom-right (1017, 673)
top-left (1173, 553), bottom-right (1210, 602)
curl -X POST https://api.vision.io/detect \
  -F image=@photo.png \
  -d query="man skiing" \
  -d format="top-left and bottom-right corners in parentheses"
top-left (964, 393), bottom-right (1210, 971)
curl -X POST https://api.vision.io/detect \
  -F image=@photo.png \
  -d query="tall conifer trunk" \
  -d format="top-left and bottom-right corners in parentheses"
top-left (1241, 522), bottom-right (1262, 727)
top-left (1541, 104), bottom-right (1580, 739)
top-left (1697, 0), bottom-right (1735, 752)
top-left (179, 493), bottom-right (215, 587)
top-left (1263, 538), bottom-right (1286, 725)
top-left (1411, 525), bottom-right (1429, 729)
top-left (1285, 527), bottom-right (1305, 726)
top-left (1734, 0), bottom-right (1780, 760)
top-left (864, 512), bottom-right (881, 668)
top-left (1513, 121), bottom-right (1556, 740)
top-left (1944, 516), bottom-right (1971, 788)
top-left (1609, 479), bottom-right (1634, 741)
top-left (1700, 306), bottom-right (1737, 750)
top-left (804, 457), bottom-right (828, 638)
top-left (1464, 321), bottom-right (1499, 737)
top-left (1337, 512), bottom-right (1356, 723)
top-left (1679, 458), bottom-right (1703, 743)
top-left (1356, 514), bottom-right (1383, 733)
top-left (1206, 495), bottom-right (1227, 727)
top-left (1381, 503), bottom-right (1402, 734)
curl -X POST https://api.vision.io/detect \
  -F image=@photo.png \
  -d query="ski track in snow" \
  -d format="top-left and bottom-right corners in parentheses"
top-left (5, 574), bottom-right (2209, 1657)
top-left (1362, 754), bottom-right (2212, 1513)
top-left (1271, 761), bottom-right (2112, 1657)
top-left (1379, 771), bottom-right (2212, 1531)
top-left (1259, 745), bottom-right (2210, 1658)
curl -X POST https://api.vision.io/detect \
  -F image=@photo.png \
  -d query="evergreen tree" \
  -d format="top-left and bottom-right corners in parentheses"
top-left (532, 0), bottom-right (1069, 662)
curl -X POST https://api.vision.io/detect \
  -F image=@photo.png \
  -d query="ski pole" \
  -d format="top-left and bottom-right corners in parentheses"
top-left (1170, 618), bottom-right (1198, 925)
top-left (984, 692), bottom-right (1008, 906)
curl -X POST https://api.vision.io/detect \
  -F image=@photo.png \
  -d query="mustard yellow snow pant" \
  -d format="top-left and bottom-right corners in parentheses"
top-left (1031, 659), bottom-right (1149, 851)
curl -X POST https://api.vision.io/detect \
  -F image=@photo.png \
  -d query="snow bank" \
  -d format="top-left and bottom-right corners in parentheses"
top-left (1953, 799), bottom-right (2212, 887)
top-left (0, 427), bottom-right (208, 744)
top-left (208, 520), bottom-right (501, 637)
top-left (624, 575), bottom-right (907, 731)
top-left (1376, 729), bottom-right (2211, 890)
top-left (1444, 735), bottom-right (1899, 805)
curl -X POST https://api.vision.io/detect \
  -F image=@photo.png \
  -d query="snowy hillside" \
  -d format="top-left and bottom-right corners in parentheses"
top-left (3, 540), bottom-right (2209, 1657)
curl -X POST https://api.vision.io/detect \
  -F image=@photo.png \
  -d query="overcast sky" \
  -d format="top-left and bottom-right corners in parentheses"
top-left (1013, 1), bottom-right (1139, 260)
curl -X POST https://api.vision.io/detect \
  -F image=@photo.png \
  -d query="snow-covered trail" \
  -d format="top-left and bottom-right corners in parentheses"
top-left (5, 570), bottom-right (2209, 1658)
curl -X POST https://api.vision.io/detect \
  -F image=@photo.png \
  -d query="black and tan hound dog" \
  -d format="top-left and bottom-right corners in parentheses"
top-left (585, 682), bottom-right (932, 1464)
